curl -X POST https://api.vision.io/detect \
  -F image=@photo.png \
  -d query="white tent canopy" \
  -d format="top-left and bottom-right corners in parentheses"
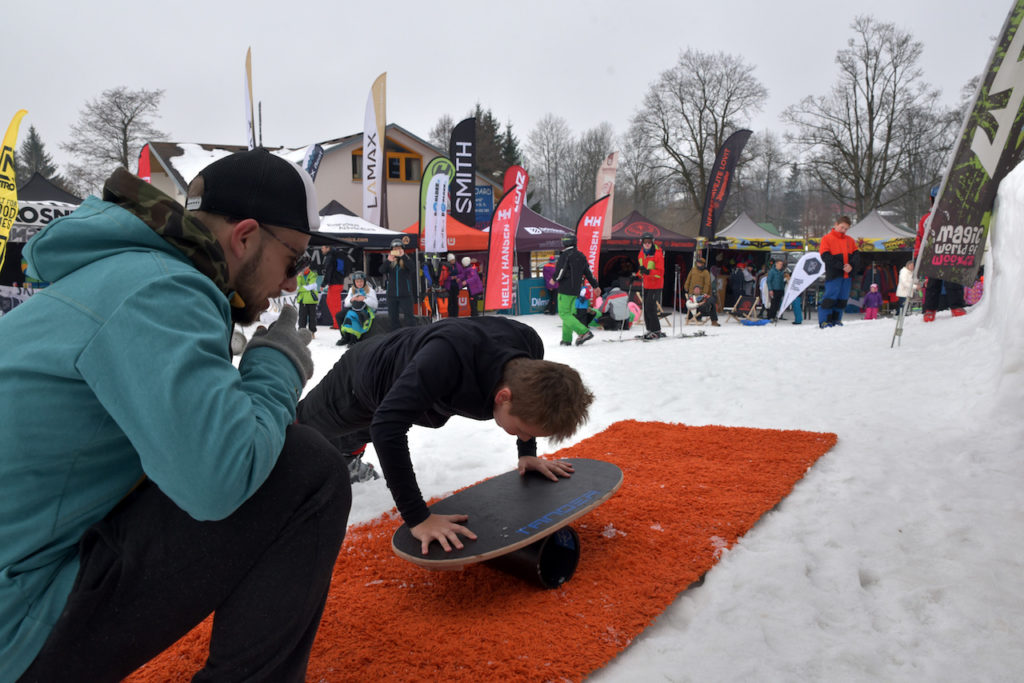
top-left (847, 210), bottom-right (914, 239)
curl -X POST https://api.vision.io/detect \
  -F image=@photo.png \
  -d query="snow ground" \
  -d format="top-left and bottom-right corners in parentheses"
top-left (289, 167), bottom-right (1024, 681)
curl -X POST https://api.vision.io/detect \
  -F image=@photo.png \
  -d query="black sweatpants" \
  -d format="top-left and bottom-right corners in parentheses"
top-left (298, 302), bottom-right (319, 334)
top-left (388, 295), bottom-right (415, 328)
top-left (643, 288), bottom-right (662, 332)
top-left (19, 425), bottom-right (351, 683)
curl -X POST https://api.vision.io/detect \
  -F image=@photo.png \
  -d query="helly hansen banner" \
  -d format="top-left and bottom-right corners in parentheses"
top-left (700, 129), bottom-right (751, 239)
top-left (484, 166), bottom-right (528, 310)
top-left (576, 195), bottom-right (611, 292)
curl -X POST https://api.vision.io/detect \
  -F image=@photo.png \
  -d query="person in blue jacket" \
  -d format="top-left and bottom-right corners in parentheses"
top-left (0, 149), bottom-right (352, 682)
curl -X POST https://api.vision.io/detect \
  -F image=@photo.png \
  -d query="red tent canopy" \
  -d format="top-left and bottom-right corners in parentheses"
top-left (404, 216), bottom-right (489, 252)
top-left (605, 210), bottom-right (696, 251)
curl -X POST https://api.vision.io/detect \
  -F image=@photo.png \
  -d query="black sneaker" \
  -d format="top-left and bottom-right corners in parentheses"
top-left (559, 340), bottom-right (572, 346)
top-left (643, 331), bottom-right (660, 340)
top-left (575, 330), bottom-right (595, 346)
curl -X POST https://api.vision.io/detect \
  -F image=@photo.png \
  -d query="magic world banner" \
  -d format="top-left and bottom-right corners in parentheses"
top-left (918, 1), bottom-right (1024, 285)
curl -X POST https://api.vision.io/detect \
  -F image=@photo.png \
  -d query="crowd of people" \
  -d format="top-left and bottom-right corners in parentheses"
top-left (1, 147), bottom-right (982, 681)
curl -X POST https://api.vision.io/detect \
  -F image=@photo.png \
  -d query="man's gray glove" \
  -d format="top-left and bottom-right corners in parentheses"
top-left (243, 305), bottom-right (314, 384)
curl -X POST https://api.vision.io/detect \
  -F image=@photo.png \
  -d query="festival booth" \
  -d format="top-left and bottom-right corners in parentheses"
top-left (844, 210), bottom-right (916, 308)
top-left (600, 211), bottom-right (696, 298)
top-left (702, 212), bottom-right (807, 310)
top-left (1, 174), bottom-right (81, 304)
top-left (402, 217), bottom-right (488, 317)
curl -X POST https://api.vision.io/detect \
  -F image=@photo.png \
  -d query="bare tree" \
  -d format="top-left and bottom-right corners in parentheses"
top-left (525, 114), bottom-right (573, 219)
top-left (427, 114), bottom-right (455, 151)
top-left (633, 49), bottom-right (767, 215)
top-left (561, 122), bottom-right (615, 224)
top-left (62, 86), bottom-right (166, 195)
top-left (782, 16), bottom-right (951, 218)
top-left (735, 130), bottom-right (792, 225)
top-left (616, 122), bottom-right (668, 220)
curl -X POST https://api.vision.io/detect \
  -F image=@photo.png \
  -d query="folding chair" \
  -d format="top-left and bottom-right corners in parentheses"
top-left (726, 295), bottom-right (760, 324)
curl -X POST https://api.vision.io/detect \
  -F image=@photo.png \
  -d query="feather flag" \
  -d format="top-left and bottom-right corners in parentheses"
top-left (362, 73), bottom-right (388, 227)
top-left (244, 48), bottom-right (255, 150)
top-left (0, 109), bottom-right (28, 273)
top-left (419, 157), bottom-right (455, 254)
top-left (595, 152), bottom-right (618, 239)
top-left (699, 130), bottom-right (751, 239)
top-left (484, 166), bottom-right (528, 310)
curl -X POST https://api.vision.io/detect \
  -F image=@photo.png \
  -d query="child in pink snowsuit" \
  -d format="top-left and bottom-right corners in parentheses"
top-left (862, 283), bottom-right (883, 320)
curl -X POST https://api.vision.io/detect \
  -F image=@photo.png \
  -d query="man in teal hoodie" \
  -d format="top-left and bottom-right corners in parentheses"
top-left (0, 149), bottom-right (352, 682)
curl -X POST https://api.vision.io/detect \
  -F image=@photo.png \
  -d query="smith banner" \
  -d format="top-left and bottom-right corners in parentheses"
top-left (362, 72), bottom-right (388, 227)
top-left (1, 110), bottom-right (28, 273)
top-left (419, 156), bottom-right (456, 254)
top-left (484, 166), bottom-right (528, 310)
top-left (575, 195), bottom-right (611, 292)
top-left (917, 1), bottom-right (1024, 285)
top-left (700, 129), bottom-right (752, 238)
top-left (448, 117), bottom-right (476, 227)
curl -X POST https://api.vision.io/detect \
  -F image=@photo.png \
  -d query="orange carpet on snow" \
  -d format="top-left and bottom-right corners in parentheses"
top-left (128, 420), bottom-right (836, 682)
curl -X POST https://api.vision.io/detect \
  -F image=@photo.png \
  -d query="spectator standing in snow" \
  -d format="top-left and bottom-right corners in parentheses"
top-left (542, 254), bottom-right (558, 314)
top-left (380, 238), bottom-right (416, 328)
top-left (554, 234), bottom-right (601, 346)
top-left (459, 256), bottom-right (484, 316)
top-left (862, 283), bottom-right (883, 320)
top-left (637, 232), bottom-right (666, 340)
top-left (295, 262), bottom-right (320, 337)
top-left (896, 260), bottom-right (917, 312)
top-left (0, 149), bottom-right (351, 681)
top-left (766, 259), bottom-right (786, 320)
top-left (443, 253), bottom-right (463, 318)
top-left (818, 216), bottom-right (860, 328)
top-left (917, 187), bottom-right (967, 322)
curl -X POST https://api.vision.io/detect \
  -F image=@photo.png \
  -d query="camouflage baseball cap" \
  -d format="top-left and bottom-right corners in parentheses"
top-left (186, 148), bottom-right (320, 234)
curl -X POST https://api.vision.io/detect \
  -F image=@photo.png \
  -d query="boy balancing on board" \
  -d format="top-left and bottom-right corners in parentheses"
top-left (297, 316), bottom-right (595, 554)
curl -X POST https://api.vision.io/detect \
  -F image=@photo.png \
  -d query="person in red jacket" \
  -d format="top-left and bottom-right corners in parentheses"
top-left (637, 232), bottom-right (666, 339)
top-left (916, 187), bottom-right (966, 322)
top-left (817, 216), bottom-right (860, 328)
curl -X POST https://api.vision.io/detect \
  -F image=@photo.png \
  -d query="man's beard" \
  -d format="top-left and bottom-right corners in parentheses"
top-left (230, 244), bottom-right (270, 326)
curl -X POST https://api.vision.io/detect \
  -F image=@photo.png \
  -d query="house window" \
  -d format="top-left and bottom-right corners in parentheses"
top-left (352, 142), bottom-right (422, 183)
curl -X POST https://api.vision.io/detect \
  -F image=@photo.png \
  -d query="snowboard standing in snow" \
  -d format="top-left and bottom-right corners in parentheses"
top-left (392, 458), bottom-right (622, 588)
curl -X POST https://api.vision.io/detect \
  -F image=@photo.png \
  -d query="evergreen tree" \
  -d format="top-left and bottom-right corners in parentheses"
top-left (500, 121), bottom-right (523, 168)
top-left (14, 125), bottom-right (67, 189)
top-left (471, 103), bottom-right (506, 181)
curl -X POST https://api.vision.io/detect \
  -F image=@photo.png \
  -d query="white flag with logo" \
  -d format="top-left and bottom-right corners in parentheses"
top-left (779, 252), bottom-right (825, 315)
top-left (423, 173), bottom-right (450, 253)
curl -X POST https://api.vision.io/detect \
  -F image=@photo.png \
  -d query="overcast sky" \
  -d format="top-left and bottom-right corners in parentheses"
top-left (7, 0), bottom-right (1012, 174)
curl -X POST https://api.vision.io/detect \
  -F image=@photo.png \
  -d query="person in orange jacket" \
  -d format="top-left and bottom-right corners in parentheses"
top-left (637, 232), bottom-right (666, 339)
top-left (817, 216), bottom-right (860, 328)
